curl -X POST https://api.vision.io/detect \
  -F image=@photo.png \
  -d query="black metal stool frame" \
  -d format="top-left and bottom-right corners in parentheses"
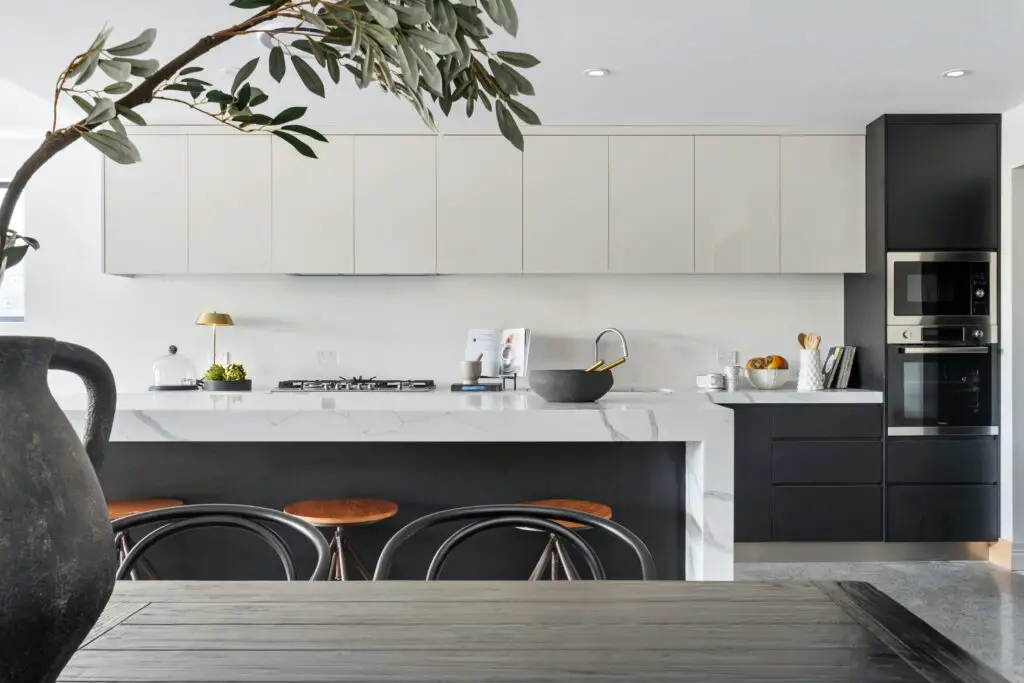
top-left (374, 504), bottom-right (656, 580)
top-left (111, 503), bottom-right (332, 581)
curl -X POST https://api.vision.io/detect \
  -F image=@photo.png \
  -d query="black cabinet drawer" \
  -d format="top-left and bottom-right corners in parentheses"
top-left (772, 406), bottom-right (882, 439)
top-left (886, 485), bottom-right (999, 541)
top-left (772, 486), bottom-right (882, 542)
top-left (887, 438), bottom-right (999, 484)
top-left (772, 441), bottom-right (882, 484)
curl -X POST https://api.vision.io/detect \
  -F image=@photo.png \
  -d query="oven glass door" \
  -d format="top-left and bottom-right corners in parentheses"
top-left (891, 261), bottom-right (973, 319)
top-left (887, 345), bottom-right (994, 434)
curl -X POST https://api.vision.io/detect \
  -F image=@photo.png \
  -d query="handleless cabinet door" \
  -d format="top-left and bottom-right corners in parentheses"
top-left (437, 136), bottom-right (522, 273)
top-left (271, 135), bottom-right (354, 273)
top-left (353, 136), bottom-right (436, 274)
top-left (187, 135), bottom-right (272, 273)
top-left (609, 136), bottom-right (695, 273)
top-left (104, 135), bottom-right (188, 274)
top-left (781, 136), bottom-right (865, 273)
top-left (695, 136), bottom-right (780, 273)
top-left (523, 136), bottom-right (608, 273)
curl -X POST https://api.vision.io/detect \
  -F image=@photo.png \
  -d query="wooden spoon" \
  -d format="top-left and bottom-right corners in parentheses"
top-left (809, 334), bottom-right (821, 350)
top-left (797, 333), bottom-right (807, 349)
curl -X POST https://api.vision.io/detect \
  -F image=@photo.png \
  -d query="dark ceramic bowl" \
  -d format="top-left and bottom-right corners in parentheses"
top-left (202, 379), bottom-right (252, 392)
top-left (528, 369), bottom-right (614, 403)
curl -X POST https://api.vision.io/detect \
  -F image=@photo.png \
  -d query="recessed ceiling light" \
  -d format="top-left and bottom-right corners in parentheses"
top-left (583, 68), bottom-right (611, 78)
top-left (943, 69), bottom-right (970, 78)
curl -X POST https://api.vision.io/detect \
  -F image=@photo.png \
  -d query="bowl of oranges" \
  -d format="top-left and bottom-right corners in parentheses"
top-left (745, 356), bottom-right (789, 390)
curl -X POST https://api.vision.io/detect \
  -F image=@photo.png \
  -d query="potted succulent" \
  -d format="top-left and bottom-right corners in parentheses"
top-left (0, 3), bottom-right (539, 682)
top-left (202, 362), bottom-right (252, 392)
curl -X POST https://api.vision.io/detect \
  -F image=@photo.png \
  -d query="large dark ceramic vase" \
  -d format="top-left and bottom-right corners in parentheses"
top-left (0, 337), bottom-right (117, 683)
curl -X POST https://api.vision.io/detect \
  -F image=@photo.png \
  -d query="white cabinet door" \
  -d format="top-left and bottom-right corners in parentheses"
top-left (271, 135), bottom-right (354, 274)
top-left (609, 136), bottom-right (695, 273)
top-left (780, 135), bottom-right (865, 273)
top-left (187, 135), bottom-right (272, 273)
top-left (695, 136), bottom-right (780, 273)
top-left (104, 135), bottom-right (188, 274)
top-left (523, 136), bottom-right (608, 273)
top-left (437, 136), bottom-right (522, 273)
top-left (353, 136), bottom-right (436, 274)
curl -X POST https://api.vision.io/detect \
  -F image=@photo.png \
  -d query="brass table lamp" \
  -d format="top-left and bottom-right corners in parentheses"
top-left (195, 312), bottom-right (234, 364)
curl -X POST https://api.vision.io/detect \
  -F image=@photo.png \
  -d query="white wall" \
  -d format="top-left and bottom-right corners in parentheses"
top-left (0, 132), bottom-right (846, 394)
top-left (1002, 102), bottom-right (1024, 556)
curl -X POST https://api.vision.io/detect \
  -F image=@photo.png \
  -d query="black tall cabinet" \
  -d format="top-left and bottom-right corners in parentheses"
top-left (839, 114), bottom-right (1002, 543)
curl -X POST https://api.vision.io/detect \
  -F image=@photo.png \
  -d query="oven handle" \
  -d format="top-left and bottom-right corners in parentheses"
top-left (899, 346), bottom-right (990, 355)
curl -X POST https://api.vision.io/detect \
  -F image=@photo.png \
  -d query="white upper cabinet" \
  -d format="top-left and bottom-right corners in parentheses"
top-left (780, 136), bottom-right (866, 273)
top-left (104, 135), bottom-right (188, 274)
top-left (523, 136), bottom-right (609, 273)
top-left (609, 136), bottom-right (695, 273)
top-left (187, 135), bottom-right (272, 273)
top-left (353, 136), bottom-right (437, 274)
top-left (437, 136), bottom-right (523, 274)
top-left (695, 136), bottom-right (781, 273)
top-left (271, 135), bottom-right (354, 274)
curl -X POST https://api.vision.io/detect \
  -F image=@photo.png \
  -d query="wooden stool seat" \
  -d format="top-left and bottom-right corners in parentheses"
top-left (108, 498), bottom-right (184, 521)
top-left (521, 498), bottom-right (613, 529)
top-left (284, 498), bottom-right (398, 581)
top-left (284, 498), bottom-right (398, 526)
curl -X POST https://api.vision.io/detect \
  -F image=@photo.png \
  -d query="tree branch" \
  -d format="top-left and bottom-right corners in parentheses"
top-left (0, 0), bottom-right (294, 252)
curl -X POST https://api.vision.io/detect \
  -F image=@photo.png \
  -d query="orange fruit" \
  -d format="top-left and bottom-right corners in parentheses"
top-left (746, 357), bottom-right (767, 370)
top-left (765, 355), bottom-right (789, 370)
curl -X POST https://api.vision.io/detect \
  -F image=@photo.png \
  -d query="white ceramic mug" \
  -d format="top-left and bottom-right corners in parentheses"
top-left (696, 373), bottom-right (726, 390)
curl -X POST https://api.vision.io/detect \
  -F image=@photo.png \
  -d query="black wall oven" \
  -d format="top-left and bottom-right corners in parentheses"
top-left (887, 252), bottom-right (996, 326)
top-left (886, 325), bottom-right (998, 436)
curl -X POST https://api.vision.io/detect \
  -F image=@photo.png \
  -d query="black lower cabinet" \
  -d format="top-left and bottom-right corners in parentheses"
top-left (886, 485), bottom-right (999, 542)
top-left (772, 486), bottom-right (883, 542)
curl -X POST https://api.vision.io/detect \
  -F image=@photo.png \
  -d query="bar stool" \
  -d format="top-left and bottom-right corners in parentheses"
top-left (521, 498), bottom-right (613, 581)
top-left (284, 498), bottom-right (398, 580)
top-left (108, 498), bottom-right (184, 580)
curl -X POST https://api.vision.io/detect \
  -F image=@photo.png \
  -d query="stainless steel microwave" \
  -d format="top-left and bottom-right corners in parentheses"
top-left (887, 252), bottom-right (996, 327)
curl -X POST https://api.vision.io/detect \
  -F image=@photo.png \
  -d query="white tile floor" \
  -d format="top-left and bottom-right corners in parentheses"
top-left (736, 561), bottom-right (1024, 681)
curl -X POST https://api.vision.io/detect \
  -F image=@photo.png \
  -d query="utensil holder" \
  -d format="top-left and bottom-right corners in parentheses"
top-left (796, 349), bottom-right (824, 392)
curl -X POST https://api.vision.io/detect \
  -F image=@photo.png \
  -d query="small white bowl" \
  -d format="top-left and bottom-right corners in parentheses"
top-left (745, 368), bottom-right (788, 390)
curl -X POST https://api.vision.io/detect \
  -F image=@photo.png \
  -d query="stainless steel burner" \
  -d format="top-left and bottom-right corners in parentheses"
top-left (274, 378), bottom-right (436, 392)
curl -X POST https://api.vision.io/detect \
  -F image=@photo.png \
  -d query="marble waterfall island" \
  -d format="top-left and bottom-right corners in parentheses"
top-left (59, 390), bottom-right (734, 581)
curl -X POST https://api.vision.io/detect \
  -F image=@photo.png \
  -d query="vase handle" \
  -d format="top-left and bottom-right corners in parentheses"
top-left (50, 342), bottom-right (117, 472)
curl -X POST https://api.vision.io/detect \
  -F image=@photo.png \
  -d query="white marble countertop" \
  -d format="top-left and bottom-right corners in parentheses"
top-left (703, 388), bottom-right (884, 404)
top-left (56, 389), bottom-right (730, 443)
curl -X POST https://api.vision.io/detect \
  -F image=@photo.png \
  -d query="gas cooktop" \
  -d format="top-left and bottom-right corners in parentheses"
top-left (273, 377), bottom-right (436, 392)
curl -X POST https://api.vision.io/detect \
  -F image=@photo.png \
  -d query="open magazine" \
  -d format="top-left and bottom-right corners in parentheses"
top-left (465, 328), bottom-right (531, 377)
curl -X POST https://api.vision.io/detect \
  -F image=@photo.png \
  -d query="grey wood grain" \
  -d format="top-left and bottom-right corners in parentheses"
top-left (62, 648), bottom-right (924, 682)
top-left (126, 599), bottom-right (858, 626)
top-left (86, 622), bottom-right (881, 651)
top-left (80, 603), bottom-right (149, 649)
top-left (58, 581), bottom-right (1005, 683)
top-left (110, 580), bottom-right (831, 604)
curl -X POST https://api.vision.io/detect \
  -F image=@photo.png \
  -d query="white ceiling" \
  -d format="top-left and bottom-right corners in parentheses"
top-left (4, 0), bottom-right (1024, 130)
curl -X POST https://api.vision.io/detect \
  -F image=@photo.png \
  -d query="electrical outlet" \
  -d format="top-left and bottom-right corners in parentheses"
top-left (716, 349), bottom-right (739, 367)
top-left (317, 349), bottom-right (337, 365)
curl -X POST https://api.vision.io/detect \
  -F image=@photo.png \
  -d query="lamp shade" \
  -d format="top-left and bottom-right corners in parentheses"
top-left (195, 312), bottom-right (234, 327)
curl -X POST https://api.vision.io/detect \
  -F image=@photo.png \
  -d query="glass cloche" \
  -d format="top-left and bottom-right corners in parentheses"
top-left (150, 345), bottom-right (199, 391)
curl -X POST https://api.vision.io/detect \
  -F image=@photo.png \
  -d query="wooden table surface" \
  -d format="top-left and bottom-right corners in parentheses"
top-left (63, 581), bottom-right (1007, 683)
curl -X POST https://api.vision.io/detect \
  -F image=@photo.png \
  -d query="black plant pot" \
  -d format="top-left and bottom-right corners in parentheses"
top-left (202, 379), bottom-right (252, 392)
top-left (0, 337), bottom-right (117, 683)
